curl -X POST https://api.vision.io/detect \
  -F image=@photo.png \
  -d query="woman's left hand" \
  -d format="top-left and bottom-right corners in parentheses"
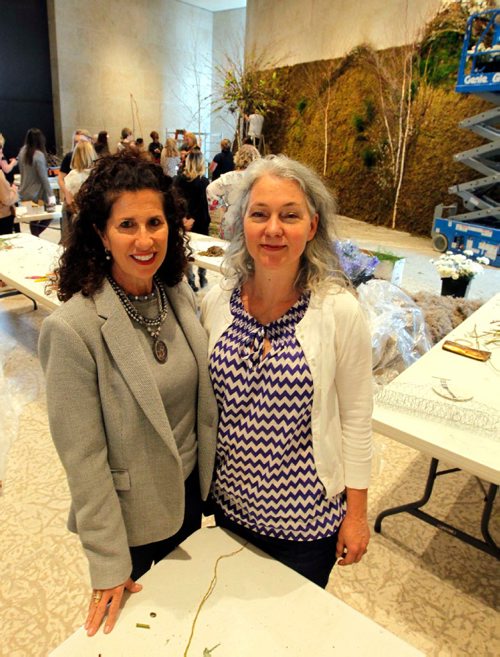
top-left (335, 514), bottom-right (370, 566)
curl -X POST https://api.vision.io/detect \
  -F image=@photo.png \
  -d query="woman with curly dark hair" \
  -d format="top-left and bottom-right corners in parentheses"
top-left (39, 152), bottom-right (217, 637)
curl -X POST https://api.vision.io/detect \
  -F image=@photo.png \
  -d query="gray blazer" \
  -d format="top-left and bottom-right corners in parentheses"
top-left (39, 279), bottom-right (217, 589)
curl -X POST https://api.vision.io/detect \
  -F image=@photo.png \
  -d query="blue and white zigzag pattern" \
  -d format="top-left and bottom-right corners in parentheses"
top-left (209, 288), bottom-right (345, 541)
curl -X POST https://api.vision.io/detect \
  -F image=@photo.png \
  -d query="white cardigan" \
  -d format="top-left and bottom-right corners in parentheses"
top-left (200, 283), bottom-right (373, 499)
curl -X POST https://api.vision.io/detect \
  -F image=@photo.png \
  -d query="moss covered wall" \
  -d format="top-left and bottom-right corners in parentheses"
top-left (264, 54), bottom-right (490, 236)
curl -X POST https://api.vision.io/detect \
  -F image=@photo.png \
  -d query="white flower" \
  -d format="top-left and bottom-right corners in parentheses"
top-left (430, 250), bottom-right (487, 280)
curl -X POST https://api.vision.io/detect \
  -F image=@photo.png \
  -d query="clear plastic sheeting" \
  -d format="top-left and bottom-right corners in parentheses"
top-left (357, 280), bottom-right (432, 386)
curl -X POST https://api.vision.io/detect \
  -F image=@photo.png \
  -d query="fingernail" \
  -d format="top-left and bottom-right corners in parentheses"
top-left (104, 626), bottom-right (110, 634)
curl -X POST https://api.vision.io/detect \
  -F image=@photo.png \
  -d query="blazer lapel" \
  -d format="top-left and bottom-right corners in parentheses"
top-left (95, 280), bottom-right (179, 454)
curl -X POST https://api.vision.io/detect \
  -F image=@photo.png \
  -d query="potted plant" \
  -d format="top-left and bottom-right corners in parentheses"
top-left (362, 248), bottom-right (406, 286)
top-left (431, 250), bottom-right (489, 297)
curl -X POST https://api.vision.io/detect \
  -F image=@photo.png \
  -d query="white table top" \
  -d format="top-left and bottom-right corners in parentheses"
top-left (15, 203), bottom-right (63, 223)
top-left (188, 232), bottom-right (228, 273)
top-left (0, 233), bottom-right (61, 311)
top-left (13, 174), bottom-right (59, 190)
top-left (373, 292), bottom-right (500, 484)
top-left (49, 527), bottom-right (423, 657)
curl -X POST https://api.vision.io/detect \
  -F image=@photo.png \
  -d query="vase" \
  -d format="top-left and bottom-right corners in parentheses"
top-left (440, 277), bottom-right (471, 298)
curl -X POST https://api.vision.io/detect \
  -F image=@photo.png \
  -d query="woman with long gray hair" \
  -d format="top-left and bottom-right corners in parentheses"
top-left (201, 155), bottom-right (373, 588)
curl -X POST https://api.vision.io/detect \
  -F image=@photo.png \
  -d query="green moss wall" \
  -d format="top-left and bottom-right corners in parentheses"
top-left (265, 55), bottom-right (490, 236)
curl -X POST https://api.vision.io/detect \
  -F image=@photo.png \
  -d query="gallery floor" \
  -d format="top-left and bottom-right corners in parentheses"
top-left (1, 219), bottom-right (499, 657)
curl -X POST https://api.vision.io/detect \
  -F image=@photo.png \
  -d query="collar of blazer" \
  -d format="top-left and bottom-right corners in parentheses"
top-left (93, 278), bottom-right (206, 451)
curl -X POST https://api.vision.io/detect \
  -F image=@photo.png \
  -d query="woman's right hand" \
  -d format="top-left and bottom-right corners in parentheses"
top-left (84, 577), bottom-right (142, 636)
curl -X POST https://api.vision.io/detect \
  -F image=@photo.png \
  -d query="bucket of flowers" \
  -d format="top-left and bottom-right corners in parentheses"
top-left (431, 250), bottom-right (490, 297)
top-left (335, 240), bottom-right (379, 287)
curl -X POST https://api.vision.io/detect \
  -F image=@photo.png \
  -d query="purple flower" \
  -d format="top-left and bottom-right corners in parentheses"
top-left (334, 240), bottom-right (379, 286)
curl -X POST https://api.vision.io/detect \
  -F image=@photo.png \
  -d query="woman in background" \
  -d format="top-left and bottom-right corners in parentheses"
top-left (201, 155), bottom-right (372, 588)
top-left (161, 138), bottom-right (180, 178)
top-left (94, 131), bottom-right (110, 157)
top-left (0, 167), bottom-right (18, 235)
top-left (206, 144), bottom-right (260, 240)
top-left (62, 140), bottom-right (97, 240)
top-left (0, 133), bottom-right (18, 176)
top-left (209, 138), bottom-right (234, 182)
top-left (17, 128), bottom-right (57, 236)
top-left (148, 131), bottom-right (163, 164)
top-left (174, 147), bottom-right (211, 291)
top-left (117, 127), bottom-right (134, 152)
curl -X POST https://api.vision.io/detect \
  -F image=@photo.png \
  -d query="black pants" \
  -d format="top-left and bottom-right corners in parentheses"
top-left (214, 504), bottom-right (339, 588)
top-left (129, 467), bottom-right (202, 581)
top-left (0, 214), bottom-right (15, 234)
top-left (29, 219), bottom-right (52, 237)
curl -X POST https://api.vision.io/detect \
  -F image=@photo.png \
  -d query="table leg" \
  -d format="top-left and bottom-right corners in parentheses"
top-left (374, 458), bottom-right (439, 533)
top-left (0, 289), bottom-right (38, 310)
top-left (374, 458), bottom-right (499, 558)
top-left (481, 483), bottom-right (499, 549)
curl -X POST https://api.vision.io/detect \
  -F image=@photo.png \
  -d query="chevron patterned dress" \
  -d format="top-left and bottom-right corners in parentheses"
top-left (209, 288), bottom-right (346, 541)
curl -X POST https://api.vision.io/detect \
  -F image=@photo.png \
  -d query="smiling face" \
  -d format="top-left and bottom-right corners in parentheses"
top-left (243, 175), bottom-right (318, 279)
top-left (98, 189), bottom-right (169, 296)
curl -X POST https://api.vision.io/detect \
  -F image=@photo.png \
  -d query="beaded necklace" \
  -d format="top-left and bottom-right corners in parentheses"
top-left (107, 274), bottom-right (169, 364)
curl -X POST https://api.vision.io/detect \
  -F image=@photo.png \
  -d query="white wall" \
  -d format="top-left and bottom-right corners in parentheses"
top-left (245, 0), bottom-right (444, 68)
top-left (48, 0), bottom-right (214, 153)
top-left (210, 7), bottom-right (246, 158)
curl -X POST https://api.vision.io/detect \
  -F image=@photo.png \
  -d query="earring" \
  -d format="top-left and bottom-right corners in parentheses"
top-left (105, 249), bottom-right (112, 261)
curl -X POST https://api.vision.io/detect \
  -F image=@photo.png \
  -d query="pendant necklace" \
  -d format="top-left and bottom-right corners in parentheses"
top-left (107, 274), bottom-right (169, 364)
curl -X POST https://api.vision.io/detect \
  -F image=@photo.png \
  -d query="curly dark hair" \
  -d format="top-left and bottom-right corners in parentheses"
top-left (57, 152), bottom-right (188, 301)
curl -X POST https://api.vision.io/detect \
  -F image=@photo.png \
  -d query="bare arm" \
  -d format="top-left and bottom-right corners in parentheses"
top-left (1, 158), bottom-right (18, 174)
top-left (336, 487), bottom-right (369, 565)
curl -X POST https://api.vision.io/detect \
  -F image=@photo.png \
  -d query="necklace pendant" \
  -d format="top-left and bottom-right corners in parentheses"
top-left (153, 338), bottom-right (168, 364)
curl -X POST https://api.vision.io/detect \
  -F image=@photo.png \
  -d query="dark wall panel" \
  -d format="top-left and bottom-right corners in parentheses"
top-left (0, 0), bottom-right (55, 160)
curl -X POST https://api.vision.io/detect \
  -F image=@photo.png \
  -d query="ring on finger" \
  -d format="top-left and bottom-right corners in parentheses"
top-left (93, 591), bottom-right (103, 604)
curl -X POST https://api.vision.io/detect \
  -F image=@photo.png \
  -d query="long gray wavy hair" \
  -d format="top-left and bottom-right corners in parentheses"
top-left (221, 154), bottom-right (346, 292)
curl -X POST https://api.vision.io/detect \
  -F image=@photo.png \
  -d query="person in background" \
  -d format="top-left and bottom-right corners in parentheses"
top-left (94, 131), bottom-right (110, 157)
top-left (148, 131), bottom-right (163, 164)
top-left (134, 138), bottom-right (146, 155)
top-left (182, 132), bottom-right (198, 151)
top-left (209, 138), bottom-right (234, 182)
top-left (0, 166), bottom-right (18, 286)
top-left (17, 128), bottom-right (57, 237)
top-left (177, 143), bottom-right (189, 176)
top-left (201, 155), bottom-right (373, 589)
top-left (58, 129), bottom-right (92, 236)
top-left (61, 140), bottom-right (97, 240)
top-left (58, 129), bottom-right (92, 191)
top-left (39, 152), bottom-right (217, 637)
top-left (245, 112), bottom-right (264, 149)
top-left (0, 133), bottom-right (18, 177)
top-left (0, 166), bottom-right (18, 236)
top-left (206, 144), bottom-right (260, 239)
top-left (174, 147), bottom-right (210, 291)
top-left (117, 127), bottom-right (134, 152)
top-left (160, 138), bottom-right (180, 178)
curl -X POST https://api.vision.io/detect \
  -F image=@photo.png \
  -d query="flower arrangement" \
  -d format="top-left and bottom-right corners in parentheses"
top-left (431, 250), bottom-right (489, 280)
top-left (335, 240), bottom-right (379, 286)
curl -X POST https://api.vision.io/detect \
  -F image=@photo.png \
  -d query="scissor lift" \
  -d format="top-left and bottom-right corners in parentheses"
top-left (432, 9), bottom-right (500, 267)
